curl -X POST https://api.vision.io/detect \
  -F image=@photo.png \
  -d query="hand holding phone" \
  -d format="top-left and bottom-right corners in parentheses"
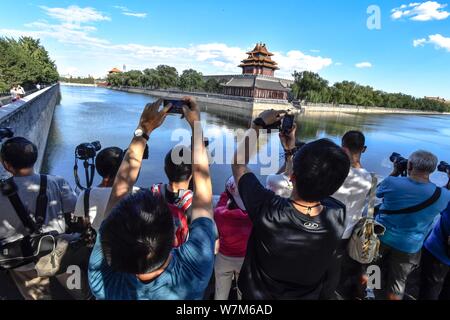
top-left (281, 114), bottom-right (295, 134)
top-left (164, 99), bottom-right (191, 115)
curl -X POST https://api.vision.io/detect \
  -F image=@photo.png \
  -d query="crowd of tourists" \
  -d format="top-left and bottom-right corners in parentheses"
top-left (0, 97), bottom-right (449, 300)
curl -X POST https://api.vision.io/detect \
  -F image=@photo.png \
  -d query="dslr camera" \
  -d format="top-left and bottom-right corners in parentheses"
top-left (390, 152), bottom-right (408, 176)
top-left (0, 128), bottom-right (14, 142)
top-left (438, 161), bottom-right (450, 174)
top-left (75, 141), bottom-right (101, 160)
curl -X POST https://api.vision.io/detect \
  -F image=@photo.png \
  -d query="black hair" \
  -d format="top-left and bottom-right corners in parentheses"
top-left (100, 190), bottom-right (174, 274)
top-left (0, 137), bottom-right (38, 170)
top-left (164, 146), bottom-right (192, 183)
top-left (95, 147), bottom-right (124, 179)
top-left (293, 139), bottom-right (350, 202)
top-left (342, 131), bottom-right (366, 153)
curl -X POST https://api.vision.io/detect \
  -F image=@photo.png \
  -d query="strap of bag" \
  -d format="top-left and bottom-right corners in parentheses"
top-left (35, 175), bottom-right (48, 226)
top-left (380, 187), bottom-right (442, 215)
top-left (83, 188), bottom-right (91, 219)
top-left (2, 178), bottom-right (38, 234)
top-left (367, 173), bottom-right (378, 219)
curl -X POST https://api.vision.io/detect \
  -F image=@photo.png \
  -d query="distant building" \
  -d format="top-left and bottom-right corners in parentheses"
top-left (108, 68), bottom-right (122, 75)
top-left (221, 43), bottom-right (290, 100)
top-left (424, 96), bottom-right (447, 103)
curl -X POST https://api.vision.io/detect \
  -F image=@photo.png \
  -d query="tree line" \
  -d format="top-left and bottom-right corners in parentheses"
top-left (0, 37), bottom-right (59, 93)
top-left (59, 76), bottom-right (96, 85)
top-left (291, 71), bottom-right (449, 112)
top-left (107, 65), bottom-right (223, 93)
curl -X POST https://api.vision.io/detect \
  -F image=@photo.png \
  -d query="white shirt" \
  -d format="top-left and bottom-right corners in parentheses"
top-left (16, 86), bottom-right (25, 95)
top-left (0, 174), bottom-right (76, 245)
top-left (74, 187), bottom-right (139, 231)
top-left (265, 173), bottom-right (293, 198)
top-left (332, 167), bottom-right (373, 239)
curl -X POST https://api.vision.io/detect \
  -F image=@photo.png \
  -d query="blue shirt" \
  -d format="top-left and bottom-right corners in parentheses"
top-left (88, 218), bottom-right (216, 300)
top-left (375, 177), bottom-right (450, 253)
top-left (425, 204), bottom-right (450, 266)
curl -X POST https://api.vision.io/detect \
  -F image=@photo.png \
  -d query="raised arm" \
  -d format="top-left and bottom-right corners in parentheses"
top-left (232, 110), bottom-right (286, 185)
top-left (182, 97), bottom-right (213, 221)
top-left (105, 99), bottom-right (170, 216)
top-left (279, 124), bottom-right (297, 178)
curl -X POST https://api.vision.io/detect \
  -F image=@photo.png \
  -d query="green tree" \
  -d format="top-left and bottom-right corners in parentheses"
top-left (291, 71), bottom-right (329, 103)
top-left (178, 69), bottom-right (205, 91)
top-left (0, 37), bottom-right (58, 92)
top-left (155, 65), bottom-right (178, 89)
top-left (204, 78), bottom-right (223, 93)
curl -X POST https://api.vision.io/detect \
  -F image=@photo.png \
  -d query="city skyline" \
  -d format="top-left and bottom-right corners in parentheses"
top-left (0, 1), bottom-right (449, 99)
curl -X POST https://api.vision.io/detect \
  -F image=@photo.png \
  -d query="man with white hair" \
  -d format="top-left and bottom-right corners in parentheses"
top-left (375, 150), bottom-right (450, 300)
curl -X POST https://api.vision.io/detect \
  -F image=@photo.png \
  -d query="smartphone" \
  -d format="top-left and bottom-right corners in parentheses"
top-left (281, 114), bottom-right (295, 134)
top-left (163, 99), bottom-right (189, 114)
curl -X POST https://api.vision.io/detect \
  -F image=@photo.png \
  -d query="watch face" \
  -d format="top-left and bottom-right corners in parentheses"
top-left (134, 128), bottom-right (143, 137)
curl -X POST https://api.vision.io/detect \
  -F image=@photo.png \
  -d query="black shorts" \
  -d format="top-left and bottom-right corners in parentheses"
top-left (376, 242), bottom-right (421, 299)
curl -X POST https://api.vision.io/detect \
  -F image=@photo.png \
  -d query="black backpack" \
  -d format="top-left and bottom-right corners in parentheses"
top-left (0, 175), bottom-right (57, 270)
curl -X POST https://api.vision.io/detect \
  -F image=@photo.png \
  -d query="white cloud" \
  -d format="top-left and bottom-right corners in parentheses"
top-left (40, 5), bottom-right (110, 24)
top-left (334, 62), bottom-right (343, 66)
top-left (60, 67), bottom-right (79, 76)
top-left (413, 38), bottom-right (427, 47)
top-left (123, 12), bottom-right (147, 18)
top-left (391, 1), bottom-right (449, 21)
top-left (310, 49), bottom-right (320, 53)
top-left (355, 62), bottom-right (372, 68)
top-left (274, 51), bottom-right (333, 77)
top-left (414, 34), bottom-right (450, 51)
top-left (0, 5), bottom-right (332, 78)
top-left (113, 5), bottom-right (147, 19)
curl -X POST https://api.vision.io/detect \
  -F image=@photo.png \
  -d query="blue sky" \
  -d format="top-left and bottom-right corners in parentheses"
top-left (0, 0), bottom-right (449, 99)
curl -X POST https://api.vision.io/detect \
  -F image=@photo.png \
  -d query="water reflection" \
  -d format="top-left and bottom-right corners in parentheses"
top-left (42, 86), bottom-right (450, 195)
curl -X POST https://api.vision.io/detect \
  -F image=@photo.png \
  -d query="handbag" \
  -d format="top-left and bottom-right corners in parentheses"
top-left (36, 189), bottom-right (97, 277)
top-left (0, 175), bottom-right (59, 270)
top-left (347, 173), bottom-right (386, 264)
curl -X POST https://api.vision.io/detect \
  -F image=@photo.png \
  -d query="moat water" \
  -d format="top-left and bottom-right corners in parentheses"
top-left (42, 86), bottom-right (450, 194)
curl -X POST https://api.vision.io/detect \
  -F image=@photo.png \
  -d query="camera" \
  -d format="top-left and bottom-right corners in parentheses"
top-left (438, 161), bottom-right (450, 174)
top-left (164, 99), bottom-right (191, 115)
top-left (389, 152), bottom-right (408, 175)
top-left (0, 127), bottom-right (14, 142)
top-left (75, 141), bottom-right (101, 160)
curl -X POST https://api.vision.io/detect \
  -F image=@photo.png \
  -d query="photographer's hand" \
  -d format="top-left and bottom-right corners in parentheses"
top-left (279, 124), bottom-right (297, 151)
top-left (279, 124), bottom-right (297, 177)
top-left (182, 96), bottom-right (213, 222)
top-left (139, 99), bottom-right (171, 134)
top-left (105, 99), bottom-right (170, 216)
top-left (181, 96), bottom-right (201, 128)
top-left (259, 109), bottom-right (286, 127)
top-left (389, 160), bottom-right (404, 177)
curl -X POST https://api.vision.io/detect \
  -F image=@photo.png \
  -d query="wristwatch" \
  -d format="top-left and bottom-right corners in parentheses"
top-left (134, 128), bottom-right (149, 141)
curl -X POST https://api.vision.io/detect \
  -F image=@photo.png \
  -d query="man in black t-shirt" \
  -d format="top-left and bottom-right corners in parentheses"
top-left (231, 110), bottom-right (351, 300)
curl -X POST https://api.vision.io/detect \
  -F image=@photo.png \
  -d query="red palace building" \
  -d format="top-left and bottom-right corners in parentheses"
top-left (222, 43), bottom-right (290, 100)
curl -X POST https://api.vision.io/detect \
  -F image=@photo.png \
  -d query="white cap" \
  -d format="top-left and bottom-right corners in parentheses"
top-left (225, 176), bottom-right (246, 211)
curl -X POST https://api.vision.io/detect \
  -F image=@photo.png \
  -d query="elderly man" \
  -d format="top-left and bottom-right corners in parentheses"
top-left (375, 150), bottom-right (450, 300)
